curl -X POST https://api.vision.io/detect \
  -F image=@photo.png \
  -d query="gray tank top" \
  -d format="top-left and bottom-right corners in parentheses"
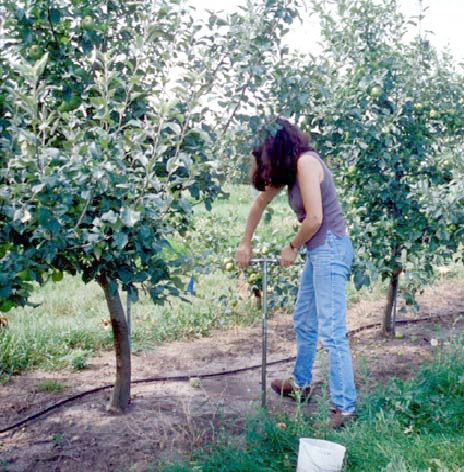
top-left (287, 152), bottom-right (346, 249)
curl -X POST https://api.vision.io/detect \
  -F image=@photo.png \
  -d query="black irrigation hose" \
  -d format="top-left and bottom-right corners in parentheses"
top-left (1, 312), bottom-right (462, 435)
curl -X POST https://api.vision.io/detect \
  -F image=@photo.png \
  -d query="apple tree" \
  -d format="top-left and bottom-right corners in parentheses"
top-left (0, 0), bottom-right (300, 411)
top-left (306, 0), bottom-right (464, 334)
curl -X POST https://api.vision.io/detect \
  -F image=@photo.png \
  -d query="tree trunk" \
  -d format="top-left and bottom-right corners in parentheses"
top-left (383, 270), bottom-right (399, 336)
top-left (101, 277), bottom-right (131, 413)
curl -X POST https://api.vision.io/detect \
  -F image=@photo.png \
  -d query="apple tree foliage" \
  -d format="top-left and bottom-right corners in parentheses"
top-left (0, 0), bottom-right (301, 411)
top-left (307, 0), bottom-right (464, 333)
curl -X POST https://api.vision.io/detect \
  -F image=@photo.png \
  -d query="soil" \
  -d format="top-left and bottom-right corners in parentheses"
top-left (0, 278), bottom-right (463, 472)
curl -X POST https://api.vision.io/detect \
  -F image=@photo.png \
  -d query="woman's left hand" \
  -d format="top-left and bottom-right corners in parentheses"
top-left (280, 244), bottom-right (297, 267)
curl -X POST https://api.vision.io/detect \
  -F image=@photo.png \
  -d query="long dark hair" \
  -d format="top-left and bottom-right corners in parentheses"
top-left (251, 119), bottom-right (314, 191)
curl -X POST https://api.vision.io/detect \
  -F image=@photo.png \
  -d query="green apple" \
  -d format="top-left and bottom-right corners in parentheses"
top-left (413, 102), bottom-right (423, 111)
top-left (29, 45), bottom-right (43, 60)
top-left (260, 245), bottom-right (270, 255)
top-left (51, 271), bottom-right (63, 282)
top-left (370, 86), bottom-right (382, 98)
top-left (248, 273), bottom-right (259, 284)
top-left (189, 377), bottom-right (201, 388)
top-left (429, 109), bottom-right (439, 119)
top-left (81, 16), bottom-right (94, 30)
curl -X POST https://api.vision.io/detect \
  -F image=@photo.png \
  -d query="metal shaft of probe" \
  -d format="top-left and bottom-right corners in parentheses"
top-left (261, 259), bottom-right (267, 408)
top-left (249, 259), bottom-right (279, 409)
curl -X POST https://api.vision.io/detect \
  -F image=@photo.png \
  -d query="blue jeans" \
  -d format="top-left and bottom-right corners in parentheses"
top-left (292, 231), bottom-right (356, 413)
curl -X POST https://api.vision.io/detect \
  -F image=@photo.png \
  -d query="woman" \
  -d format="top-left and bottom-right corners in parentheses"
top-left (235, 119), bottom-right (356, 428)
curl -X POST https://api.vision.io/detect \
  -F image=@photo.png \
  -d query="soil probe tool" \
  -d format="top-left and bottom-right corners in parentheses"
top-left (125, 257), bottom-right (279, 408)
top-left (250, 258), bottom-right (279, 408)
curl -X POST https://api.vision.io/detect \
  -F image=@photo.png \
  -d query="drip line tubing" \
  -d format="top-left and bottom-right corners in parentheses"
top-left (0, 311), bottom-right (462, 435)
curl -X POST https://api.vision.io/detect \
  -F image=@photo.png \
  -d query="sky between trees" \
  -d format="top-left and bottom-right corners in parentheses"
top-left (190, 0), bottom-right (464, 61)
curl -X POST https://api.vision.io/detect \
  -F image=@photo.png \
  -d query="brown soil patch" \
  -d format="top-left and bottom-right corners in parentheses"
top-left (0, 279), bottom-right (463, 471)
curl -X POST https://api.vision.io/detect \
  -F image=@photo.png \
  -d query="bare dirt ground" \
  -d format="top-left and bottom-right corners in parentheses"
top-left (0, 279), bottom-right (463, 472)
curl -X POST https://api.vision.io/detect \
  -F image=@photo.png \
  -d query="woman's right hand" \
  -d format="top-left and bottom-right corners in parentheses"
top-left (235, 243), bottom-right (252, 268)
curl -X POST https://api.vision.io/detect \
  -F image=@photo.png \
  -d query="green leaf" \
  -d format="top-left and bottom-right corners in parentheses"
top-left (18, 269), bottom-right (34, 282)
top-left (102, 210), bottom-right (118, 224)
top-left (121, 209), bottom-right (140, 227)
top-left (165, 122), bottom-right (182, 135)
top-left (138, 226), bottom-right (152, 242)
top-left (354, 270), bottom-right (370, 291)
top-left (14, 8), bottom-right (25, 21)
top-left (166, 158), bottom-right (177, 173)
top-left (118, 268), bottom-right (132, 284)
top-left (0, 299), bottom-right (14, 313)
top-left (49, 8), bottom-right (61, 25)
top-left (89, 143), bottom-right (101, 159)
top-left (33, 53), bottom-right (49, 79)
top-left (114, 231), bottom-right (129, 249)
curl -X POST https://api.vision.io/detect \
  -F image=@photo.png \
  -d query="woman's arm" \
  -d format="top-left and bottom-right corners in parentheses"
top-left (280, 154), bottom-right (323, 266)
top-left (235, 185), bottom-right (281, 267)
top-left (291, 154), bottom-right (323, 248)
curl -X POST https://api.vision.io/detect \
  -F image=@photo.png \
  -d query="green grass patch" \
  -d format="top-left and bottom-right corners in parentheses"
top-left (159, 336), bottom-right (464, 472)
top-left (0, 276), bottom-right (113, 376)
top-left (34, 380), bottom-right (67, 393)
top-left (130, 270), bottom-right (261, 349)
top-left (0, 269), bottom-right (261, 377)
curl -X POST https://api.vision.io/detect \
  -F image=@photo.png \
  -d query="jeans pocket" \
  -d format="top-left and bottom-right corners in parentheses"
top-left (342, 237), bottom-right (354, 270)
top-left (333, 235), bottom-right (353, 273)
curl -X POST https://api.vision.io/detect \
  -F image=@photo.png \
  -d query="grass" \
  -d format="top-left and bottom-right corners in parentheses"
top-left (158, 336), bottom-right (464, 472)
top-left (34, 380), bottom-right (67, 393)
top-left (335, 343), bottom-right (464, 471)
top-left (0, 276), bottom-right (113, 376)
top-left (0, 270), bottom-right (260, 376)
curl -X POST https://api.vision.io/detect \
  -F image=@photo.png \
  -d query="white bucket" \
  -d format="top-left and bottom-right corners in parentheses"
top-left (296, 438), bottom-right (346, 472)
